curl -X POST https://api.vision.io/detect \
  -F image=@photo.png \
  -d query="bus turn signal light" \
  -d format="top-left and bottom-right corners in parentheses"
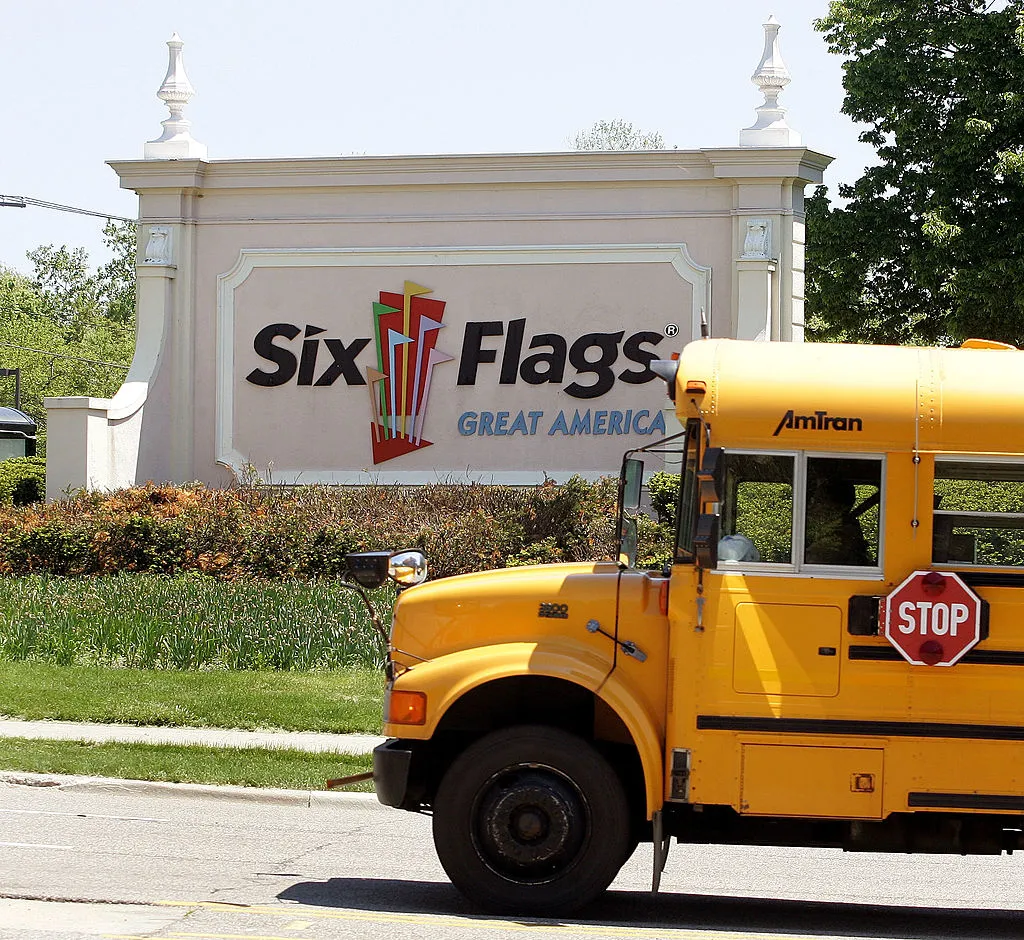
top-left (387, 690), bottom-right (427, 725)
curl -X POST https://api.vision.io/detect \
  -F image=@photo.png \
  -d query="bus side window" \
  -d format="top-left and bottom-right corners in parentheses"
top-left (933, 459), bottom-right (1024, 567)
top-left (804, 456), bottom-right (882, 568)
top-left (720, 453), bottom-right (795, 564)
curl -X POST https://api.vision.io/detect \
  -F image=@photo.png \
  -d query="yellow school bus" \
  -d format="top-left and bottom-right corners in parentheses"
top-left (370, 337), bottom-right (1024, 915)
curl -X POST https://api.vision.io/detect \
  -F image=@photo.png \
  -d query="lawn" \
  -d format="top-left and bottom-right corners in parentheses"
top-left (0, 661), bottom-right (384, 733)
top-left (0, 737), bottom-right (374, 791)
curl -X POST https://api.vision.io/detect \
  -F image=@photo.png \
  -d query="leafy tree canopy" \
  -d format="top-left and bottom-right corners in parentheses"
top-left (0, 221), bottom-right (136, 450)
top-left (570, 118), bottom-right (666, 151)
top-left (807, 0), bottom-right (1024, 346)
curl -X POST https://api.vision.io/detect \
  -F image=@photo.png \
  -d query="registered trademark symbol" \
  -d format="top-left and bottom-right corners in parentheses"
top-left (664, 323), bottom-right (679, 337)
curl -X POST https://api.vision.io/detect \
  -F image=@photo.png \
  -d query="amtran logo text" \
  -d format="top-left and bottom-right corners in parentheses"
top-left (773, 409), bottom-right (864, 436)
top-left (366, 282), bottom-right (453, 464)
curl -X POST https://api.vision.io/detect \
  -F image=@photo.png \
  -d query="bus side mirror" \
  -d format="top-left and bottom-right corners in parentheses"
top-left (694, 513), bottom-right (719, 569)
top-left (347, 549), bottom-right (428, 588)
top-left (622, 458), bottom-right (644, 511)
top-left (698, 447), bottom-right (723, 505)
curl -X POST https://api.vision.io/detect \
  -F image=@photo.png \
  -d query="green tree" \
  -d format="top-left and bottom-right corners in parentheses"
top-left (0, 268), bottom-right (42, 322)
top-left (570, 118), bottom-right (666, 151)
top-left (27, 221), bottom-right (136, 330)
top-left (96, 221), bottom-right (137, 325)
top-left (807, 0), bottom-right (1024, 346)
top-left (0, 225), bottom-right (137, 448)
top-left (27, 244), bottom-right (98, 325)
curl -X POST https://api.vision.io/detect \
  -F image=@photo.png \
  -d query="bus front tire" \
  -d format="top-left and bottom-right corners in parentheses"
top-left (432, 724), bottom-right (630, 916)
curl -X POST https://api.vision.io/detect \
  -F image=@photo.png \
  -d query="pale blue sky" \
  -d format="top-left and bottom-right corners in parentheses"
top-left (1, 0), bottom-right (874, 273)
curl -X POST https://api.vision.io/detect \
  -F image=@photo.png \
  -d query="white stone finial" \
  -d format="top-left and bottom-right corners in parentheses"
top-left (145, 33), bottom-right (208, 160)
top-left (740, 15), bottom-right (801, 147)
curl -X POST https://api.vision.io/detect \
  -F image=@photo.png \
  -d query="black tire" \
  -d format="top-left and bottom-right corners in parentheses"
top-left (432, 725), bottom-right (630, 916)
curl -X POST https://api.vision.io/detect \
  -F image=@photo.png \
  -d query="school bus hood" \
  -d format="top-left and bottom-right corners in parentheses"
top-left (390, 561), bottom-right (622, 664)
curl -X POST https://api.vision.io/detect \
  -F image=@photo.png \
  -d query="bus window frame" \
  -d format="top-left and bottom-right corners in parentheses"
top-left (932, 453), bottom-right (1024, 570)
top-left (616, 424), bottom-right (696, 570)
top-left (714, 448), bottom-right (886, 580)
top-left (673, 418), bottom-right (702, 564)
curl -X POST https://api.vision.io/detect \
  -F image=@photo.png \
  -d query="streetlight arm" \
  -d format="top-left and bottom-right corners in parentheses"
top-left (0, 195), bottom-right (136, 223)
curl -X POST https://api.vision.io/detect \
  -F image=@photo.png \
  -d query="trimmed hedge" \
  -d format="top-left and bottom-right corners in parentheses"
top-left (0, 478), bottom-right (677, 580)
top-left (0, 457), bottom-right (45, 506)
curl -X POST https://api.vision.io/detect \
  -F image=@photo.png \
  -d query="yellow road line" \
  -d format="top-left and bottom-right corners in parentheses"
top-left (169, 933), bottom-right (311, 940)
top-left (108, 935), bottom-right (311, 940)
top-left (155, 899), bottom-right (841, 940)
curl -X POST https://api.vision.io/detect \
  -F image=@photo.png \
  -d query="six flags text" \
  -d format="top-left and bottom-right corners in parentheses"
top-left (246, 320), bottom-right (665, 399)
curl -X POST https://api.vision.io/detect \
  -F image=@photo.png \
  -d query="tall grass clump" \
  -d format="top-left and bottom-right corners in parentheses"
top-left (0, 574), bottom-right (391, 670)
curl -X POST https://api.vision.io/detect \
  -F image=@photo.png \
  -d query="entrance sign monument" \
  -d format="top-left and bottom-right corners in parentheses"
top-left (45, 20), bottom-right (831, 495)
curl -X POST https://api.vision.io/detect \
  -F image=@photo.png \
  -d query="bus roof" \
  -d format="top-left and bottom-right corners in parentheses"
top-left (676, 339), bottom-right (1024, 456)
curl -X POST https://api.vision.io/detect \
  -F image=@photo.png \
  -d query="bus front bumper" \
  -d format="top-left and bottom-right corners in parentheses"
top-left (373, 739), bottom-right (414, 808)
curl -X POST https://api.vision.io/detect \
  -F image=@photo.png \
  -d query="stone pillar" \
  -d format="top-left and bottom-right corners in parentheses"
top-left (705, 149), bottom-right (831, 342)
top-left (714, 16), bottom-right (814, 342)
top-left (44, 224), bottom-right (177, 499)
top-left (44, 34), bottom-right (207, 498)
top-left (735, 218), bottom-right (774, 340)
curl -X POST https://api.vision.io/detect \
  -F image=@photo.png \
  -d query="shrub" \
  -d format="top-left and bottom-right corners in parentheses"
top-left (2, 521), bottom-right (94, 575)
top-left (636, 514), bottom-right (674, 570)
top-left (647, 471), bottom-right (680, 525)
top-left (0, 456), bottom-right (45, 506)
top-left (0, 477), bottom-right (639, 580)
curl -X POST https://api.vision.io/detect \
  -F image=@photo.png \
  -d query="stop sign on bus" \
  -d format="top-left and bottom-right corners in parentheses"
top-left (882, 570), bottom-right (985, 666)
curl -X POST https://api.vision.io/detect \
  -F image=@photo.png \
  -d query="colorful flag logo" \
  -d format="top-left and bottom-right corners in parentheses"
top-left (366, 282), bottom-right (454, 464)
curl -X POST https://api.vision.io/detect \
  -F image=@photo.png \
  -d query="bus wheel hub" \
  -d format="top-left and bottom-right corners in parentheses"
top-left (478, 770), bottom-right (586, 872)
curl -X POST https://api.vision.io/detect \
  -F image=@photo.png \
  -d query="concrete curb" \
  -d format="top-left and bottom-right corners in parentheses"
top-left (0, 770), bottom-right (382, 806)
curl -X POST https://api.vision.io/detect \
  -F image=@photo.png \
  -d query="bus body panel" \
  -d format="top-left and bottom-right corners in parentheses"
top-left (666, 339), bottom-right (1024, 821)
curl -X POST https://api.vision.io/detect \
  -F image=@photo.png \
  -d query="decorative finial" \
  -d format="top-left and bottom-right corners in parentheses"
top-left (740, 15), bottom-right (801, 147)
top-left (144, 33), bottom-right (207, 160)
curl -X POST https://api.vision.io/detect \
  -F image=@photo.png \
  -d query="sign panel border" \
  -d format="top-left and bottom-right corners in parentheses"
top-left (215, 243), bottom-right (711, 484)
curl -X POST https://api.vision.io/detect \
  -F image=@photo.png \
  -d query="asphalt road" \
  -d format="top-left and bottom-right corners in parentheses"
top-left (0, 777), bottom-right (1022, 940)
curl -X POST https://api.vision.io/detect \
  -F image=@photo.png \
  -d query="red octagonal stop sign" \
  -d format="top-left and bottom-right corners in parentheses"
top-left (882, 570), bottom-right (985, 666)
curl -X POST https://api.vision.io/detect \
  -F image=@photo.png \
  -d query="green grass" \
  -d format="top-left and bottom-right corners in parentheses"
top-left (0, 737), bottom-right (374, 791)
top-left (0, 661), bottom-right (385, 734)
top-left (0, 574), bottom-right (394, 670)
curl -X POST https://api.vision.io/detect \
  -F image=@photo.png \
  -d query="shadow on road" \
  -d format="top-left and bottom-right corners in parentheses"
top-left (278, 877), bottom-right (1024, 938)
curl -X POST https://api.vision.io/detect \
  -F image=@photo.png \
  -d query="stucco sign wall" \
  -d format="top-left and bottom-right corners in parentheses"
top-left (44, 146), bottom-right (832, 498)
top-left (40, 24), bottom-right (835, 497)
top-left (219, 245), bottom-right (708, 483)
